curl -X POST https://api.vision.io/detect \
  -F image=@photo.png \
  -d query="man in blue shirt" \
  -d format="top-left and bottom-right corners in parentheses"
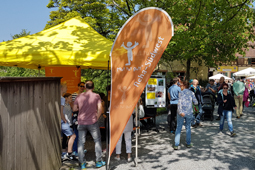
top-left (168, 77), bottom-right (181, 134)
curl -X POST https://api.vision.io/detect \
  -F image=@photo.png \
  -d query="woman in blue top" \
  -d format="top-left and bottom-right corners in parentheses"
top-left (174, 81), bottom-right (198, 150)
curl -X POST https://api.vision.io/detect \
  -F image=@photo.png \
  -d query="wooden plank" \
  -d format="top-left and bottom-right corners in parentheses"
top-left (0, 79), bottom-right (62, 170)
top-left (40, 82), bottom-right (47, 170)
top-left (0, 83), bottom-right (8, 170)
top-left (14, 83), bottom-right (21, 170)
top-left (20, 84), bottom-right (28, 170)
top-left (7, 83), bottom-right (16, 170)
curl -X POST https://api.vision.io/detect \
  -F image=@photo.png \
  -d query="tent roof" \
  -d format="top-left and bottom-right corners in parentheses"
top-left (209, 74), bottom-right (232, 80)
top-left (0, 17), bottom-right (112, 70)
top-left (233, 67), bottom-right (255, 76)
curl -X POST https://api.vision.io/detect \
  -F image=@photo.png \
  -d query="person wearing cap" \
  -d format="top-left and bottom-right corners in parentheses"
top-left (189, 79), bottom-right (193, 87)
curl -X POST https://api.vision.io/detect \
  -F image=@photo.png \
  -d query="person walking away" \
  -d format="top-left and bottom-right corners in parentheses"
top-left (60, 83), bottom-right (76, 160)
top-left (73, 81), bottom-right (105, 170)
top-left (233, 78), bottom-right (245, 119)
top-left (189, 79), bottom-right (203, 127)
top-left (71, 82), bottom-right (85, 156)
top-left (217, 83), bottom-right (236, 137)
top-left (168, 77), bottom-right (181, 134)
top-left (115, 109), bottom-right (134, 162)
top-left (174, 81), bottom-right (198, 150)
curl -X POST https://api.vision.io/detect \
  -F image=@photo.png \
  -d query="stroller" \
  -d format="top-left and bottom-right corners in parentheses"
top-left (249, 89), bottom-right (255, 107)
top-left (201, 92), bottom-right (215, 121)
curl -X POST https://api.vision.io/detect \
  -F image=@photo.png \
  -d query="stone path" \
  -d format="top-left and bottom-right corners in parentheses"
top-left (60, 106), bottom-right (255, 170)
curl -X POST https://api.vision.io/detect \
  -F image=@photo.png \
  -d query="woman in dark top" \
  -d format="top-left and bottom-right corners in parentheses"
top-left (217, 83), bottom-right (236, 137)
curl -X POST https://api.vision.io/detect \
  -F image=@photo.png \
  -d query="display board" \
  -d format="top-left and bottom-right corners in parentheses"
top-left (145, 76), bottom-right (166, 108)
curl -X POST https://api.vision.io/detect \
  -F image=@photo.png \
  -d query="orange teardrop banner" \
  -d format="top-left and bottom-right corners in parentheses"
top-left (109, 7), bottom-right (174, 156)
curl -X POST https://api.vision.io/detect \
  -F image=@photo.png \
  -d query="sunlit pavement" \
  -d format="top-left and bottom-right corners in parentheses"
top-left (61, 106), bottom-right (255, 170)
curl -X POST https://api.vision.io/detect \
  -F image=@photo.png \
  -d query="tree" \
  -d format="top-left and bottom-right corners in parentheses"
top-left (45, 0), bottom-right (255, 80)
top-left (81, 69), bottom-right (110, 94)
top-left (0, 29), bottom-right (43, 77)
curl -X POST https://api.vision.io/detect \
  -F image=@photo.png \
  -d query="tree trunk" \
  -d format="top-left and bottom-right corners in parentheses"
top-left (186, 59), bottom-right (191, 81)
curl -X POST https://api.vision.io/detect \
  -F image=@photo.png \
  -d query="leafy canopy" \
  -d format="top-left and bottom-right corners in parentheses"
top-left (45, 0), bottom-right (255, 80)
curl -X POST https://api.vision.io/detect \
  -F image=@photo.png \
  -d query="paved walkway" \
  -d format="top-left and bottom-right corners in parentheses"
top-left (61, 106), bottom-right (255, 170)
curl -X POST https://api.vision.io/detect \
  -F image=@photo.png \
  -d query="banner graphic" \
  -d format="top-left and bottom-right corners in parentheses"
top-left (45, 66), bottom-right (81, 93)
top-left (109, 7), bottom-right (174, 156)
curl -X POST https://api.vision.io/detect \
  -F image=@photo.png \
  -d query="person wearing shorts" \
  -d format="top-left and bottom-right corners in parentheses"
top-left (60, 82), bottom-right (76, 160)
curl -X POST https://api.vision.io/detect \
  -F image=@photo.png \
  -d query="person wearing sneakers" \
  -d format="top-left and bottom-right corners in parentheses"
top-left (174, 81), bottom-right (198, 150)
top-left (233, 78), bottom-right (245, 119)
top-left (217, 83), bottom-right (236, 137)
top-left (73, 81), bottom-right (105, 169)
top-left (60, 82), bottom-right (76, 160)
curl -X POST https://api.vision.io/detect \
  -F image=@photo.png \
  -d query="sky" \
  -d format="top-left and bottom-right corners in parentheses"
top-left (0, 0), bottom-right (54, 42)
top-left (1, 1), bottom-right (255, 42)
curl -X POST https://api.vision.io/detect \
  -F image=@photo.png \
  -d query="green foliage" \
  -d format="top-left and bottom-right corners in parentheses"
top-left (0, 66), bottom-right (42, 77)
top-left (81, 69), bottom-right (110, 94)
top-left (0, 29), bottom-right (45, 77)
top-left (45, 0), bottom-right (255, 81)
top-left (11, 29), bottom-right (30, 39)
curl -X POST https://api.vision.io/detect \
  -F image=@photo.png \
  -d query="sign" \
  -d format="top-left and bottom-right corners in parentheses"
top-left (217, 66), bottom-right (238, 72)
top-left (45, 67), bottom-right (81, 93)
top-left (109, 7), bottom-right (174, 156)
top-left (145, 77), bottom-right (166, 107)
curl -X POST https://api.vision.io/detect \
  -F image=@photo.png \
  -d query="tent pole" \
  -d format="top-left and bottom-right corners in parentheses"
top-left (38, 65), bottom-right (41, 77)
top-left (106, 59), bottom-right (110, 170)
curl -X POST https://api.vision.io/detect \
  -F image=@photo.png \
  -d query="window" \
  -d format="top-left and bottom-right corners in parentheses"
top-left (248, 58), bottom-right (251, 65)
top-left (230, 72), bottom-right (235, 78)
top-left (220, 72), bottom-right (228, 76)
top-left (252, 58), bottom-right (255, 64)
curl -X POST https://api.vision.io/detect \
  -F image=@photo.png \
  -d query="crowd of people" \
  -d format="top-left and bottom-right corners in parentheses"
top-left (168, 76), bottom-right (254, 150)
top-left (60, 81), bottom-right (135, 170)
top-left (61, 81), bottom-right (106, 170)
top-left (59, 76), bottom-right (254, 169)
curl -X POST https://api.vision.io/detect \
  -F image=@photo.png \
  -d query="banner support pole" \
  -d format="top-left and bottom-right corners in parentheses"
top-left (106, 59), bottom-right (110, 170)
top-left (135, 102), bottom-right (138, 166)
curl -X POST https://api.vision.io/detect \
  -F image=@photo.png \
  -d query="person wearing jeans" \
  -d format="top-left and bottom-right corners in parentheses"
top-left (73, 81), bottom-right (105, 170)
top-left (174, 81), bottom-right (198, 150)
top-left (217, 83), bottom-right (236, 137)
top-left (77, 122), bottom-right (102, 163)
top-left (175, 114), bottom-right (193, 148)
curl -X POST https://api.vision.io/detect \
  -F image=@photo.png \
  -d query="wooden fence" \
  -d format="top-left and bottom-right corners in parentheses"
top-left (0, 77), bottom-right (62, 170)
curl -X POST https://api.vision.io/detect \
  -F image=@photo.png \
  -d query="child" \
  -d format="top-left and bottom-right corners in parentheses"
top-left (63, 93), bottom-right (73, 126)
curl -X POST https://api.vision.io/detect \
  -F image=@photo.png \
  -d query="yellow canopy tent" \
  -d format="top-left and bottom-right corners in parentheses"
top-left (0, 17), bottom-right (112, 70)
